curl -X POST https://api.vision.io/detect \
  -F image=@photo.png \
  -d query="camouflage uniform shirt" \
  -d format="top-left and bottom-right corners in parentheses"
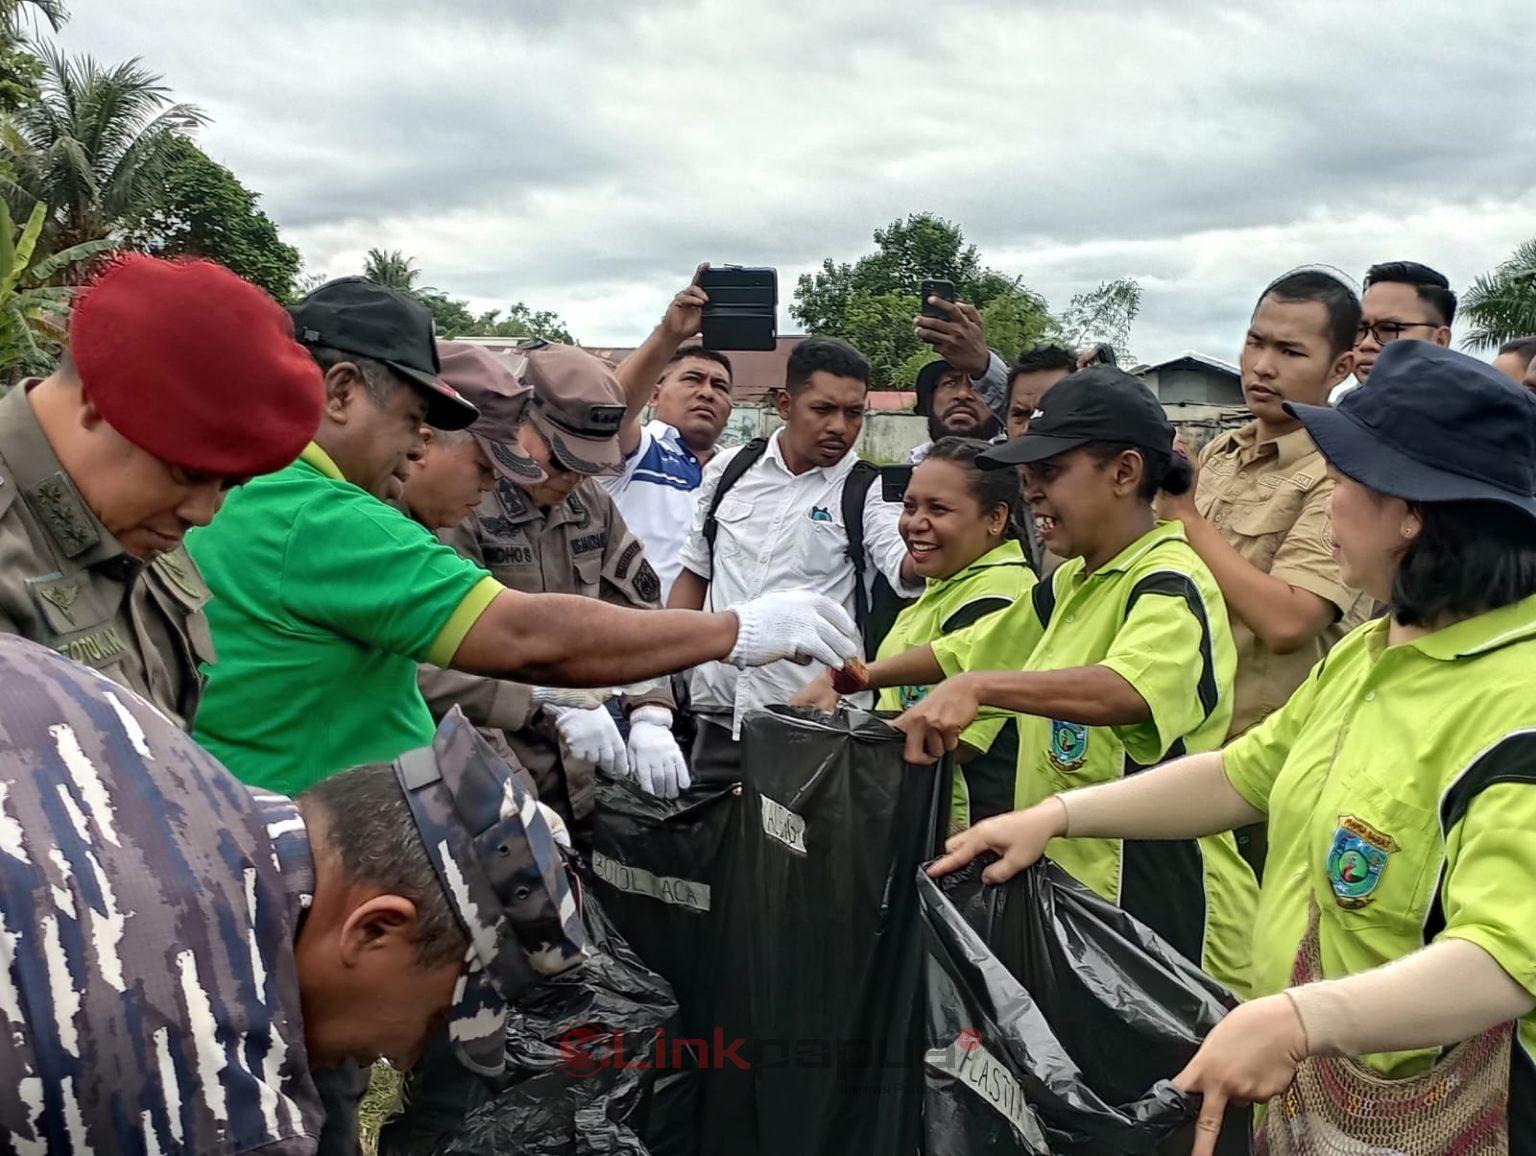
top-left (0, 634), bottom-right (322, 1154)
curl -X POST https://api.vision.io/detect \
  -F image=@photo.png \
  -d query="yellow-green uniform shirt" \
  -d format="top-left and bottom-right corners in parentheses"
top-left (873, 540), bottom-right (1035, 830)
top-left (188, 444), bottom-right (502, 796)
top-left (1224, 594), bottom-right (1536, 1137)
top-left (933, 521), bottom-right (1258, 996)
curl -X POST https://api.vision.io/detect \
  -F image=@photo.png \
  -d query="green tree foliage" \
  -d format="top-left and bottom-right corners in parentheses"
top-left (121, 137), bottom-right (300, 300)
top-left (2, 48), bottom-right (205, 257)
top-left (1055, 277), bottom-right (1142, 364)
top-left (0, 197), bottom-right (111, 379)
top-left (1460, 238), bottom-right (1536, 351)
top-left (363, 249), bottom-right (576, 343)
top-left (362, 247), bottom-right (418, 292)
top-left (0, 0), bottom-right (65, 113)
top-left (792, 212), bottom-right (1054, 386)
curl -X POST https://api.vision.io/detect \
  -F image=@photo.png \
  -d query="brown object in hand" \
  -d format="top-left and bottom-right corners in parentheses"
top-left (829, 658), bottom-right (869, 696)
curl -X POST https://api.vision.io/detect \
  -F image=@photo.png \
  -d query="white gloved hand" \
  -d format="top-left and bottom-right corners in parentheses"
top-left (727, 590), bottom-right (860, 670)
top-left (626, 706), bottom-right (690, 800)
top-left (550, 704), bottom-right (629, 777)
top-left (531, 685), bottom-right (615, 711)
top-left (536, 801), bottom-right (572, 849)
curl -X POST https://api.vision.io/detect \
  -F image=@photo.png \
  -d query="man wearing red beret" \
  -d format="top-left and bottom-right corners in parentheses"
top-left (0, 254), bottom-right (324, 729)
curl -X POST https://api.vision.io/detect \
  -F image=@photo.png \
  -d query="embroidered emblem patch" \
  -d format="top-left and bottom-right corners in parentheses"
top-left (38, 580), bottom-right (80, 624)
top-left (1326, 815), bottom-right (1397, 909)
top-left (1047, 720), bottom-right (1088, 771)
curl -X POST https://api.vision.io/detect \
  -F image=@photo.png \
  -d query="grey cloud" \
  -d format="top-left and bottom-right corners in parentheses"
top-left (55, 0), bottom-right (1536, 358)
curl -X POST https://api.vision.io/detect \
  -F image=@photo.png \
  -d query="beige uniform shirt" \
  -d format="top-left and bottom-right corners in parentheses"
top-left (1196, 422), bottom-right (1370, 737)
top-left (418, 478), bottom-right (671, 820)
top-left (0, 384), bottom-right (215, 730)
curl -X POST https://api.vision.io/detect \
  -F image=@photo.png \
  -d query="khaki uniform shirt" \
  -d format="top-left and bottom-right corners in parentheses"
top-left (418, 478), bottom-right (671, 819)
top-left (0, 384), bottom-right (214, 730)
top-left (1196, 422), bottom-right (1369, 737)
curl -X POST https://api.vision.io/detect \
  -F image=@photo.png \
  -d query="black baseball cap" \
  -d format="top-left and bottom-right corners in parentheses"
top-left (289, 277), bottom-right (479, 431)
top-left (1287, 340), bottom-right (1536, 520)
top-left (914, 358), bottom-right (965, 416)
top-left (978, 365), bottom-right (1172, 469)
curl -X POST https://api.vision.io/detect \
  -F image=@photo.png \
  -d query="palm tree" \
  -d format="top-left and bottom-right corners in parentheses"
top-left (1, 47), bottom-right (204, 257)
top-left (0, 198), bottom-right (112, 380)
top-left (2, 0), bottom-right (67, 35)
top-left (1460, 239), bottom-right (1536, 351)
top-left (362, 248), bottom-right (419, 292)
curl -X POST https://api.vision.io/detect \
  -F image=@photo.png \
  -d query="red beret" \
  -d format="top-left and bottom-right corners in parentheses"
top-left (69, 255), bottom-right (324, 477)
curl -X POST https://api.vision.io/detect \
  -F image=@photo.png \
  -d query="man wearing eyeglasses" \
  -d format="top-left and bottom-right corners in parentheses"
top-left (1353, 261), bottom-right (1456, 382)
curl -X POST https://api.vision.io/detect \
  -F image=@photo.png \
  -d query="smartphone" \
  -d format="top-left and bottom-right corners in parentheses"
top-left (1081, 341), bottom-right (1118, 367)
top-left (699, 265), bottom-right (778, 351)
top-left (920, 278), bottom-right (955, 319)
top-left (879, 464), bottom-right (913, 502)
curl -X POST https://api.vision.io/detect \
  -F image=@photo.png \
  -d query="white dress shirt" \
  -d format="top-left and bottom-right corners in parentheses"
top-left (676, 430), bottom-right (916, 737)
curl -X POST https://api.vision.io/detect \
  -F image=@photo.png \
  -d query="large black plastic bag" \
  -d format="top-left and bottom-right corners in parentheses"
top-left (588, 775), bottom-right (739, 1040)
top-left (921, 860), bottom-right (1252, 1156)
top-left (380, 885), bottom-right (678, 1156)
top-left (704, 705), bottom-right (949, 1156)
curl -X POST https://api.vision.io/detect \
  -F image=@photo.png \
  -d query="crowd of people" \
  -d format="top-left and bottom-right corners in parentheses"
top-left (0, 247), bottom-right (1533, 1155)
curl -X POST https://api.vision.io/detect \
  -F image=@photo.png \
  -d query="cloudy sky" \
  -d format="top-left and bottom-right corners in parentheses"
top-left (60, 0), bottom-right (1536, 363)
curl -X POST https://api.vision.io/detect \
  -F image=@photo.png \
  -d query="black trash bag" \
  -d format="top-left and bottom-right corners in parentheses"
top-left (380, 881), bottom-right (678, 1156)
top-left (700, 706), bottom-right (949, 1156)
top-left (588, 775), bottom-right (739, 1041)
top-left (920, 860), bottom-right (1252, 1156)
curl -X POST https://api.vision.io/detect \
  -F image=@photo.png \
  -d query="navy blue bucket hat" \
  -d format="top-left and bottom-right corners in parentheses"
top-left (1285, 341), bottom-right (1536, 520)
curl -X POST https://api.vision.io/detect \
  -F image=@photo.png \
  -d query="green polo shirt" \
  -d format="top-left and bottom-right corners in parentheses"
top-left (1225, 593), bottom-right (1536, 1088)
top-left (932, 520), bottom-right (1257, 995)
top-left (873, 539), bottom-right (1035, 833)
top-left (188, 444), bottom-right (502, 795)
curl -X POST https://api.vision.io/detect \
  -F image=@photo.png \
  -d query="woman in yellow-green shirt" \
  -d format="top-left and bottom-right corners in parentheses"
top-left (795, 438), bottom-right (1035, 827)
top-left (930, 343), bottom-right (1536, 1153)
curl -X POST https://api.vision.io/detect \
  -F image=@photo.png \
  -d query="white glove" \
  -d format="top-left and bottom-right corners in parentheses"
top-left (626, 706), bottom-right (690, 800)
top-left (728, 590), bottom-right (860, 670)
top-left (531, 685), bottom-right (614, 711)
top-left (550, 704), bottom-right (629, 777)
top-left (536, 801), bottom-right (572, 849)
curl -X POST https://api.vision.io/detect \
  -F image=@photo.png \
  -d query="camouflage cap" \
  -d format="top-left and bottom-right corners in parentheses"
top-left (436, 341), bottom-right (546, 486)
top-left (510, 340), bottom-right (627, 476)
top-left (394, 707), bottom-right (587, 1076)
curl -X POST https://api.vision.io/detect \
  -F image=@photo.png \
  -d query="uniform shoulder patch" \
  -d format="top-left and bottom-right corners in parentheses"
top-left (614, 540), bottom-right (641, 581)
top-left (632, 559), bottom-right (660, 605)
top-left (27, 471), bottom-right (98, 558)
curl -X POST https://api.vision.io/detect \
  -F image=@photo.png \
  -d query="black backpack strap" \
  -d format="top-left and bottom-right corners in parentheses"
top-left (702, 437), bottom-right (769, 551)
top-left (842, 461), bottom-right (879, 637)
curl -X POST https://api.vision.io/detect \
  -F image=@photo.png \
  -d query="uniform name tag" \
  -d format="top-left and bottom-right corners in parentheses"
top-left (591, 851), bottom-right (710, 913)
top-left (760, 794), bottom-right (807, 856)
top-left (925, 1034), bottom-right (1048, 1147)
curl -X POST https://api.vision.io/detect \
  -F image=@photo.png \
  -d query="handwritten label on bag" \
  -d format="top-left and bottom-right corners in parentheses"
top-left (925, 1034), bottom-right (1048, 1148)
top-left (590, 851), bottom-right (711, 913)
top-left (759, 794), bottom-right (808, 856)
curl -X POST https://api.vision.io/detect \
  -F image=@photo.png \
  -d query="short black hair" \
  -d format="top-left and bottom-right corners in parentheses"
top-left (664, 345), bottom-right (733, 379)
top-left (1497, 337), bottom-right (1536, 370)
top-left (1363, 261), bottom-right (1458, 326)
top-left (1392, 500), bottom-right (1536, 627)
top-left (1080, 440), bottom-right (1195, 502)
top-left (301, 763), bottom-right (468, 968)
top-left (920, 437), bottom-right (1021, 539)
top-left (1008, 344), bottom-right (1077, 386)
top-left (1259, 269), bottom-right (1362, 356)
top-left (785, 336), bottom-right (871, 394)
top-left (304, 343), bottom-right (410, 408)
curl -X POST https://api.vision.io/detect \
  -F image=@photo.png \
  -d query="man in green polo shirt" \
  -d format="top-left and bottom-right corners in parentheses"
top-left (189, 278), bottom-right (859, 797)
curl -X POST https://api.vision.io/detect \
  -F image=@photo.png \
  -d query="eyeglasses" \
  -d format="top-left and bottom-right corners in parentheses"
top-left (1355, 320), bottom-right (1441, 346)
